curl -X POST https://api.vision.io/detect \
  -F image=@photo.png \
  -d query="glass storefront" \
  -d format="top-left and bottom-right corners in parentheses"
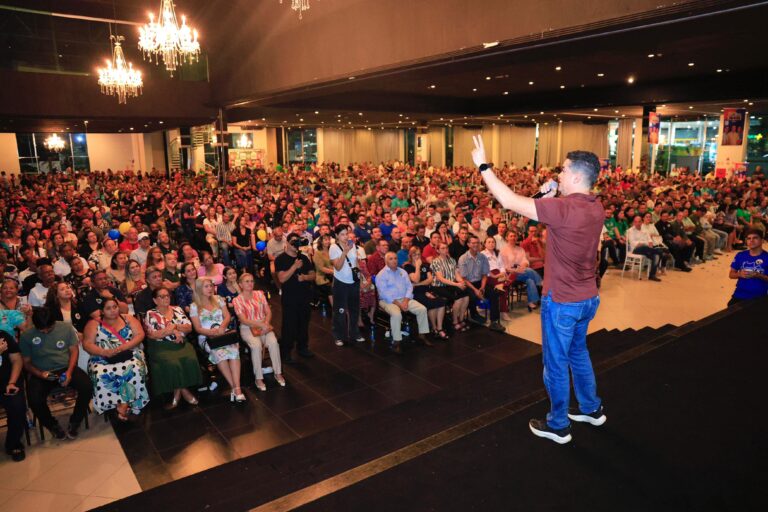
top-left (16, 132), bottom-right (89, 173)
top-left (286, 128), bottom-right (317, 164)
top-left (653, 118), bottom-right (718, 175)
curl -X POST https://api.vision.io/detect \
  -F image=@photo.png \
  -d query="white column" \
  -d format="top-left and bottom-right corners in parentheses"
top-left (0, 133), bottom-right (20, 174)
top-left (631, 118), bottom-right (643, 171)
top-left (316, 127), bottom-right (324, 163)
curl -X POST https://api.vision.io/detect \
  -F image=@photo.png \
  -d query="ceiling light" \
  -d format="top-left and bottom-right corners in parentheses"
top-left (503, 91), bottom-right (509, 95)
top-left (472, 88), bottom-right (477, 92)
top-left (555, 66), bottom-right (561, 71)
top-left (689, 106), bottom-right (694, 109)
top-left (299, 118), bottom-right (304, 121)
top-left (524, 115), bottom-right (528, 118)
top-left (540, 111), bottom-right (544, 115)
top-left (130, 127), bottom-right (134, 130)
top-left (358, 112), bottom-right (363, 116)
top-left (314, 111), bottom-right (319, 114)
top-left (97, 35), bottom-right (143, 104)
top-left (485, 76), bottom-right (491, 80)
top-left (528, 81), bottom-right (534, 85)
top-left (597, 73), bottom-right (604, 77)
top-left (749, 102), bottom-right (754, 106)
top-left (44, 134), bottom-right (66, 152)
top-left (593, 108), bottom-right (598, 112)
top-left (158, 121), bottom-right (163, 124)
top-left (716, 69), bottom-right (723, 73)
top-left (648, 53), bottom-right (655, 58)
top-left (688, 62), bottom-right (695, 67)
top-left (560, 85), bottom-right (565, 89)
top-left (627, 76), bottom-right (635, 84)
top-left (428, 85), bottom-right (436, 89)
top-left (138, 0), bottom-right (200, 76)
top-left (348, 76), bottom-right (355, 80)
top-left (587, 116), bottom-right (591, 119)
top-left (399, 114), bottom-right (403, 117)
top-left (614, 110), bottom-right (619, 113)
top-left (482, 41), bottom-right (499, 49)
top-left (744, 99), bottom-right (749, 103)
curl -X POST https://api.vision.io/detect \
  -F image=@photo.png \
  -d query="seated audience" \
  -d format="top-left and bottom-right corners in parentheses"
top-left (20, 308), bottom-right (92, 440)
top-left (82, 298), bottom-right (149, 420)
top-left (144, 287), bottom-right (201, 408)
top-left (404, 246), bottom-right (448, 339)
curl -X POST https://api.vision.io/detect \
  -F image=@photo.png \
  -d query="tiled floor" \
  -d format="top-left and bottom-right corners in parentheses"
top-left (0, 249), bottom-right (744, 511)
top-left (0, 412), bottom-right (141, 512)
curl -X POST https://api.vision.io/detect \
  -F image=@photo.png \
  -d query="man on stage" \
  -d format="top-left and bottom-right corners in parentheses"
top-left (471, 135), bottom-right (606, 444)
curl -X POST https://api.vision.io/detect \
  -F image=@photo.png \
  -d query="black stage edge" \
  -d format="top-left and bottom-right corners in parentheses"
top-left (96, 300), bottom-right (761, 512)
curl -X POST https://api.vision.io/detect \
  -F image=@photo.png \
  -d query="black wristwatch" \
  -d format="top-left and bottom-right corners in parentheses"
top-left (479, 163), bottom-right (490, 172)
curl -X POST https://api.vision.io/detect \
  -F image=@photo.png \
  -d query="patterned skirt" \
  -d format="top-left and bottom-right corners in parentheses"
top-left (88, 349), bottom-right (150, 415)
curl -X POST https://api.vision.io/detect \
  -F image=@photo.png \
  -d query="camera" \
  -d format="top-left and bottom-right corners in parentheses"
top-left (351, 266), bottom-right (361, 283)
top-left (289, 237), bottom-right (309, 249)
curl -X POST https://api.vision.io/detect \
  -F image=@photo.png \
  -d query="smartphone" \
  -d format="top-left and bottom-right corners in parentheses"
top-left (5, 388), bottom-right (19, 396)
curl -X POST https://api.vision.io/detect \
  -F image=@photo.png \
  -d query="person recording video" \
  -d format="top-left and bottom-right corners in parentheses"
top-left (275, 233), bottom-right (316, 363)
top-left (329, 225), bottom-right (366, 347)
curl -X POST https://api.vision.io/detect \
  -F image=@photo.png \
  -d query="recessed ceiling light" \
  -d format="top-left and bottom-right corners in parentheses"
top-left (485, 76), bottom-right (491, 80)
top-left (348, 76), bottom-right (356, 80)
top-left (428, 85), bottom-right (436, 89)
top-left (743, 99), bottom-right (749, 103)
top-left (472, 88), bottom-right (477, 92)
top-left (555, 66), bottom-right (561, 71)
top-left (158, 121), bottom-right (163, 124)
top-left (524, 115), bottom-right (528, 118)
top-left (749, 102), bottom-right (754, 106)
top-left (358, 112), bottom-right (363, 116)
top-left (130, 127), bottom-right (134, 130)
top-left (540, 111), bottom-right (544, 115)
top-left (262, 118), bottom-right (266, 121)
top-left (648, 53), bottom-right (655, 58)
top-left (399, 114), bottom-right (403, 117)
top-left (560, 85), bottom-right (565, 89)
top-left (503, 91), bottom-right (509, 95)
top-left (528, 81), bottom-right (534, 85)
top-left (688, 62), bottom-right (695, 67)
top-left (439, 118), bottom-right (443, 121)
top-left (299, 118), bottom-right (304, 121)
top-left (587, 116), bottom-right (591, 119)
top-left (482, 41), bottom-right (499, 49)
top-left (593, 108), bottom-right (598, 112)
top-left (688, 106), bottom-right (693, 109)
top-left (627, 76), bottom-right (635, 84)
top-left (597, 73), bottom-right (604, 77)
top-left (716, 69), bottom-right (723, 73)
top-left (314, 111), bottom-right (319, 114)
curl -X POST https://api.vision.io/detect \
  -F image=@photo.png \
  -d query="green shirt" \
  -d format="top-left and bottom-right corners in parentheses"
top-left (391, 198), bottom-right (409, 209)
top-left (604, 217), bottom-right (619, 239)
top-left (20, 322), bottom-right (78, 371)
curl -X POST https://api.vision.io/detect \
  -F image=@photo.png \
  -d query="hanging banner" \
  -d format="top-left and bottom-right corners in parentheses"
top-left (722, 108), bottom-right (746, 146)
top-left (648, 111), bottom-right (660, 144)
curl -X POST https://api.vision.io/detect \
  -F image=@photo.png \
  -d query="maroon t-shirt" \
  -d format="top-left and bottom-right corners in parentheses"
top-left (534, 193), bottom-right (604, 302)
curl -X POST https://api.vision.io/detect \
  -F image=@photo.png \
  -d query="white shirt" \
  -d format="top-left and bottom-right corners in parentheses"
top-left (53, 256), bottom-right (88, 277)
top-left (28, 282), bottom-right (50, 307)
top-left (627, 226), bottom-right (653, 252)
top-left (329, 242), bottom-right (358, 284)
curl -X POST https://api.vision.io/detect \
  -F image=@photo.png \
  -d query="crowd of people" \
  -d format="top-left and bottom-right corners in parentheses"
top-left (0, 158), bottom-right (765, 462)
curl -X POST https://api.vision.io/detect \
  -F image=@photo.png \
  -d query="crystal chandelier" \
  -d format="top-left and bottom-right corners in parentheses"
top-left (98, 35), bottom-right (143, 104)
top-left (44, 134), bottom-right (67, 152)
top-left (238, 134), bottom-right (252, 149)
top-left (139, 0), bottom-right (200, 76)
top-left (280, 0), bottom-right (310, 20)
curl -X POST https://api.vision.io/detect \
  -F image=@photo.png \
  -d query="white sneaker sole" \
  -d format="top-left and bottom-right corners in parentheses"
top-left (529, 424), bottom-right (572, 444)
top-left (568, 413), bottom-right (607, 426)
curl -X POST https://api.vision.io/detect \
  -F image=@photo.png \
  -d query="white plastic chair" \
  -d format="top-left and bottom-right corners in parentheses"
top-left (622, 240), bottom-right (651, 280)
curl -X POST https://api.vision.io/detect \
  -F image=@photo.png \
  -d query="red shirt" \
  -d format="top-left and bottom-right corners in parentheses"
top-left (421, 243), bottom-right (439, 263)
top-left (119, 240), bottom-right (139, 252)
top-left (366, 251), bottom-right (386, 277)
top-left (534, 193), bottom-right (604, 302)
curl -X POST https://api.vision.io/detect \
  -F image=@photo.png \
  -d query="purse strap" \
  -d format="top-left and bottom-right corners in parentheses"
top-left (100, 317), bottom-right (129, 346)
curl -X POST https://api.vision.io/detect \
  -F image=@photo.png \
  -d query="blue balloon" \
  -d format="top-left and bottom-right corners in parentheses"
top-left (256, 241), bottom-right (267, 251)
top-left (108, 229), bottom-right (120, 240)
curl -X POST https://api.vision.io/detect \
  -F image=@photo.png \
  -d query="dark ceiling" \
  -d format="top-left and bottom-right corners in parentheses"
top-left (0, 0), bottom-right (766, 132)
top-left (226, 0), bottom-right (768, 128)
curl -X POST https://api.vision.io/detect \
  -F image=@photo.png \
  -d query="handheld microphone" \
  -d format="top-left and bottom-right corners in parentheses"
top-left (532, 179), bottom-right (558, 199)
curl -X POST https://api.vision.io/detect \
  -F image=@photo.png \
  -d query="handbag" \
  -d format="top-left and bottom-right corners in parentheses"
top-left (100, 320), bottom-right (133, 364)
top-left (206, 330), bottom-right (240, 349)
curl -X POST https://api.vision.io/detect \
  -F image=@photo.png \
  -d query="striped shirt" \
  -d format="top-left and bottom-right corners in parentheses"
top-left (430, 256), bottom-right (457, 287)
top-left (232, 291), bottom-right (270, 322)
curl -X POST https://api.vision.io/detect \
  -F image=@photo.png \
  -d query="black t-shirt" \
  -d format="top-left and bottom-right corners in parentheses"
top-left (403, 262), bottom-right (430, 283)
top-left (0, 331), bottom-right (20, 389)
top-left (274, 252), bottom-right (312, 301)
top-left (80, 286), bottom-right (127, 319)
top-left (234, 227), bottom-right (252, 248)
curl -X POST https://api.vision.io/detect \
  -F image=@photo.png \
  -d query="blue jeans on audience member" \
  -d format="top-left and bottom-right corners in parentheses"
top-left (515, 268), bottom-right (542, 303)
top-left (234, 248), bottom-right (253, 271)
top-left (541, 292), bottom-right (601, 430)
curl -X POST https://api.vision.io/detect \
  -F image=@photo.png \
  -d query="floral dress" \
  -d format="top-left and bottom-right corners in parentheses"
top-left (87, 319), bottom-right (150, 415)
top-left (190, 297), bottom-right (240, 364)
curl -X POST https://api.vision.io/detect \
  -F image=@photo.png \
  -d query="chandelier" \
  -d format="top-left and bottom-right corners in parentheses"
top-left (280, 0), bottom-right (310, 20)
top-left (238, 134), bottom-right (252, 149)
top-left (44, 134), bottom-right (67, 152)
top-left (139, 0), bottom-right (200, 76)
top-left (98, 35), bottom-right (143, 104)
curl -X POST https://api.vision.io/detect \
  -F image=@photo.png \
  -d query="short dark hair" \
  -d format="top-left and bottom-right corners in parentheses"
top-left (565, 151), bottom-right (600, 187)
top-left (744, 228), bottom-right (763, 239)
top-left (334, 224), bottom-right (349, 236)
top-left (31, 307), bottom-right (55, 330)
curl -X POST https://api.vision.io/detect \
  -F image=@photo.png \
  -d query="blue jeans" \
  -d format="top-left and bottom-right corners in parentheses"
top-left (234, 248), bottom-right (253, 271)
top-left (541, 292), bottom-right (601, 430)
top-left (515, 268), bottom-right (542, 303)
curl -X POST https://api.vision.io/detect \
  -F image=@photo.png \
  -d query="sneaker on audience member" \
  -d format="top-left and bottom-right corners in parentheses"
top-left (568, 405), bottom-right (607, 426)
top-left (528, 419), bottom-right (572, 444)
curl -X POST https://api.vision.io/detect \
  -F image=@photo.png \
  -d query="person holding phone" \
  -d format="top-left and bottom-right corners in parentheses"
top-left (329, 225), bottom-right (366, 347)
top-left (20, 307), bottom-right (92, 440)
top-left (0, 330), bottom-right (26, 461)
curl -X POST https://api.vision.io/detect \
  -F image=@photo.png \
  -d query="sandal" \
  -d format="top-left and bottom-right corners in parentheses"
top-left (436, 330), bottom-right (449, 340)
top-left (460, 322), bottom-right (471, 332)
top-left (116, 408), bottom-right (130, 422)
top-left (165, 397), bottom-right (179, 410)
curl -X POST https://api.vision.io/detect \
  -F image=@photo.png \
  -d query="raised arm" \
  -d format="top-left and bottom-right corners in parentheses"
top-left (472, 135), bottom-right (538, 221)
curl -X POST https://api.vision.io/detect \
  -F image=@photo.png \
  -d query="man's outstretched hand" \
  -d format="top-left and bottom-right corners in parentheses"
top-left (472, 135), bottom-right (487, 169)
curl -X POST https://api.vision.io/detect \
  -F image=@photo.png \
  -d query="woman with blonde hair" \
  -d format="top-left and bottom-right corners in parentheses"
top-left (233, 273), bottom-right (284, 391)
top-left (190, 277), bottom-right (244, 403)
